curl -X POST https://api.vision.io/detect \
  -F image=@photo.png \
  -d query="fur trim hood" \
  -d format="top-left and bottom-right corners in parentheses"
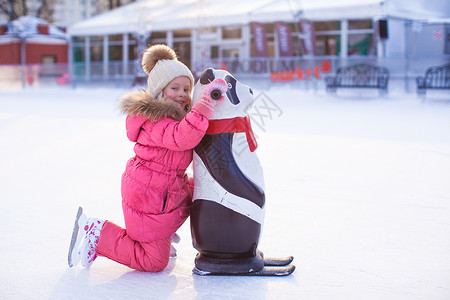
top-left (118, 89), bottom-right (188, 121)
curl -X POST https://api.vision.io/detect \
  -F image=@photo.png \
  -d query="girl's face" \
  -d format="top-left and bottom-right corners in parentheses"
top-left (162, 76), bottom-right (192, 110)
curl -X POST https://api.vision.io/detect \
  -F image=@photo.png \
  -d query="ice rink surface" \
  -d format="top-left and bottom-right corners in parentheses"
top-left (0, 84), bottom-right (449, 299)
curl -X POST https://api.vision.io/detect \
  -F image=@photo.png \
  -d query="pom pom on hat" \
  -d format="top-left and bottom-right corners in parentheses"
top-left (141, 44), bottom-right (194, 99)
top-left (142, 44), bottom-right (177, 74)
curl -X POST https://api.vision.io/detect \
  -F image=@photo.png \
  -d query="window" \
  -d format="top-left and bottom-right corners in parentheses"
top-left (291, 35), bottom-right (304, 56)
top-left (197, 27), bottom-right (218, 41)
top-left (90, 46), bottom-right (103, 62)
top-left (109, 34), bottom-right (122, 42)
top-left (315, 35), bottom-right (339, 56)
top-left (41, 55), bottom-right (56, 64)
top-left (313, 19), bottom-right (375, 56)
top-left (109, 45), bottom-right (123, 61)
top-left (223, 27), bottom-right (241, 39)
top-left (348, 20), bottom-right (375, 56)
top-left (151, 31), bottom-right (166, 43)
top-left (286, 22), bottom-right (304, 56)
top-left (313, 22), bottom-right (340, 56)
top-left (129, 44), bottom-right (137, 60)
top-left (174, 41), bottom-right (191, 68)
top-left (73, 47), bottom-right (84, 62)
top-left (72, 36), bottom-right (85, 62)
top-left (263, 23), bottom-right (274, 35)
top-left (72, 36), bottom-right (85, 43)
top-left (349, 20), bottom-right (372, 30)
top-left (348, 34), bottom-right (374, 55)
top-left (109, 35), bottom-right (123, 61)
top-left (174, 29), bottom-right (191, 38)
top-left (89, 36), bottom-right (103, 62)
top-left (128, 34), bottom-right (137, 61)
top-left (210, 45), bottom-right (219, 58)
top-left (314, 21), bottom-right (340, 32)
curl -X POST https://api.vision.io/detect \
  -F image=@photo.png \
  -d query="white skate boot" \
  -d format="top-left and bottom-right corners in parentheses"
top-left (68, 207), bottom-right (104, 268)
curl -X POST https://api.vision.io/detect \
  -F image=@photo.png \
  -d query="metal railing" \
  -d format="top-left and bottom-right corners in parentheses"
top-left (1, 55), bottom-right (449, 92)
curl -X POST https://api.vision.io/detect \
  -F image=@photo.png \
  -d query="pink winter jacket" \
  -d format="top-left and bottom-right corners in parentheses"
top-left (118, 90), bottom-right (209, 243)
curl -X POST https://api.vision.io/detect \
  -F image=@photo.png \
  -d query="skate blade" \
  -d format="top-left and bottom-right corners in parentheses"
top-left (68, 207), bottom-right (83, 267)
top-left (193, 264), bottom-right (295, 276)
top-left (264, 255), bottom-right (294, 266)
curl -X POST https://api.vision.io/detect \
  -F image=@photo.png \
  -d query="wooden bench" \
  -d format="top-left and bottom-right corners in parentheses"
top-left (416, 63), bottom-right (450, 98)
top-left (325, 63), bottom-right (390, 95)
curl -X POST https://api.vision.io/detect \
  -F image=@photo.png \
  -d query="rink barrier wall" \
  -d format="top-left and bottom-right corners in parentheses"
top-left (1, 55), bottom-right (449, 92)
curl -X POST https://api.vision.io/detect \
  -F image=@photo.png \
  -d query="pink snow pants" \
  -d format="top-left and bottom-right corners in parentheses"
top-left (95, 221), bottom-right (171, 272)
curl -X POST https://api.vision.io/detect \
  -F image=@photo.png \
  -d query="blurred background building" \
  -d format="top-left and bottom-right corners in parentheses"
top-left (0, 0), bottom-right (135, 26)
top-left (0, 0), bottom-right (449, 90)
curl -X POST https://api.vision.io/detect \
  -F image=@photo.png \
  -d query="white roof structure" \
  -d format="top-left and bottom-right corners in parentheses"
top-left (68, 0), bottom-right (450, 36)
top-left (2, 15), bottom-right (67, 40)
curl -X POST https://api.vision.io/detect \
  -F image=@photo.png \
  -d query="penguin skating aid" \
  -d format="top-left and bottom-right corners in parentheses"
top-left (190, 68), bottom-right (295, 276)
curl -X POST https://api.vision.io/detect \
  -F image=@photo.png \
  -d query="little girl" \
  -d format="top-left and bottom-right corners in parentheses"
top-left (68, 44), bottom-right (228, 272)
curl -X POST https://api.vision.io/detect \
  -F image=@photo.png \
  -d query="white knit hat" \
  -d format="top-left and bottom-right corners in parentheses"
top-left (141, 44), bottom-right (194, 99)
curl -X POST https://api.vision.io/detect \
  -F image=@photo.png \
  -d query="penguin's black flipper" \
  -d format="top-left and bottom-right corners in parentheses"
top-left (195, 133), bottom-right (265, 208)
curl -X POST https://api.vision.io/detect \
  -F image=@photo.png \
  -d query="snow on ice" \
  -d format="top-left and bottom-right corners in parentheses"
top-left (0, 83), bottom-right (449, 299)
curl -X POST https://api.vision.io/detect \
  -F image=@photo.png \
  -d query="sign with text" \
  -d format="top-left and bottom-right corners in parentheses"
top-left (251, 22), bottom-right (268, 57)
top-left (300, 20), bottom-right (316, 55)
top-left (270, 60), bottom-right (331, 82)
top-left (275, 22), bottom-right (293, 57)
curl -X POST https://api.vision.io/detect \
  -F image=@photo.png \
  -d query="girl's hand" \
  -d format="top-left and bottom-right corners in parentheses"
top-left (193, 78), bottom-right (228, 118)
top-left (202, 78), bottom-right (228, 104)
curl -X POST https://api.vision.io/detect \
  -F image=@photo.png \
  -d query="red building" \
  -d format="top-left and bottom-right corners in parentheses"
top-left (0, 16), bottom-right (68, 65)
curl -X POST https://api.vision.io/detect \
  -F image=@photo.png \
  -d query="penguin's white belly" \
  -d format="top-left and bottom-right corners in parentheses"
top-left (193, 133), bottom-right (265, 224)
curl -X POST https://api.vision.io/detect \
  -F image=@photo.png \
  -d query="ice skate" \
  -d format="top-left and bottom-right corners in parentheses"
top-left (68, 207), bottom-right (104, 268)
